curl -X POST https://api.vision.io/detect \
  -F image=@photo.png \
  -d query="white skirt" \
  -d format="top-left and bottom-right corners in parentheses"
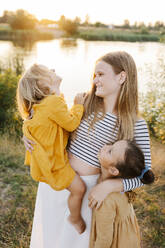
top-left (30, 174), bottom-right (99, 248)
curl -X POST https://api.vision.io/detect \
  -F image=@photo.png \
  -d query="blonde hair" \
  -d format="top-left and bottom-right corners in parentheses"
top-left (17, 64), bottom-right (53, 119)
top-left (83, 51), bottom-right (139, 140)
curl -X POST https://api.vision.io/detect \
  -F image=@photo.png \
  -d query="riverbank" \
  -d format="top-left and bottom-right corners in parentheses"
top-left (0, 134), bottom-right (164, 247)
top-left (0, 24), bottom-right (163, 42)
top-left (0, 28), bottom-right (54, 42)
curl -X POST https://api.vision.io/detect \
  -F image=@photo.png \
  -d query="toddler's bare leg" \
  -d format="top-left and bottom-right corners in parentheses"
top-left (67, 174), bottom-right (86, 234)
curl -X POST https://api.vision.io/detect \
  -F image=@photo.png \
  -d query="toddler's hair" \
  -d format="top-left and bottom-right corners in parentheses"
top-left (17, 64), bottom-right (53, 119)
top-left (116, 140), bottom-right (155, 184)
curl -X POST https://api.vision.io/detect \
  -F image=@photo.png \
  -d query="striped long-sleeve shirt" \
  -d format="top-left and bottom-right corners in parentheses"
top-left (68, 112), bottom-right (151, 192)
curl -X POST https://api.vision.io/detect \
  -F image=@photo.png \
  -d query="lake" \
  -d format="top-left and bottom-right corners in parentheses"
top-left (0, 38), bottom-right (165, 106)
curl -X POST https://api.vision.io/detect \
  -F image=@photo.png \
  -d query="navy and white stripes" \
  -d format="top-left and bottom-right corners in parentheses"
top-left (68, 112), bottom-right (151, 192)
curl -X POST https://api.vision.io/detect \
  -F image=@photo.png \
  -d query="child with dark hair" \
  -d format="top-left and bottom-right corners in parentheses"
top-left (89, 140), bottom-right (155, 248)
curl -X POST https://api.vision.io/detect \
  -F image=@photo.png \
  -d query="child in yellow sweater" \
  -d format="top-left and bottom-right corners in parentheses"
top-left (17, 64), bottom-right (87, 234)
top-left (89, 140), bottom-right (155, 248)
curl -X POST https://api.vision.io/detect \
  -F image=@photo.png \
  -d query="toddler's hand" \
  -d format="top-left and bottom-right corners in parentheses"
top-left (22, 135), bottom-right (35, 153)
top-left (74, 93), bottom-right (87, 105)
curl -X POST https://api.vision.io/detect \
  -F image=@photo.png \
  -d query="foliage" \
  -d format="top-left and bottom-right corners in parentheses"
top-left (0, 29), bottom-right (54, 42)
top-left (0, 10), bottom-right (14, 23)
top-left (140, 60), bottom-right (165, 144)
top-left (58, 15), bottom-right (78, 35)
top-left (9, 9), bottom-right (37, 30)
top-left (94, 22), bottom-right (107, 28)
top-left (140, 27), bottom-right (149, 34)
top-left (0, 135), bottom-right (37, 247)
top-left (78, 28), bottom-right (159, 42)
top-left (0, 68), bottom-right (22, 137)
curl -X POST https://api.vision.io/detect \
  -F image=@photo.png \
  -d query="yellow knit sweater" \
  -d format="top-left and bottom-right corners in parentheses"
top-left (23, 94), bottom-right (84, 190)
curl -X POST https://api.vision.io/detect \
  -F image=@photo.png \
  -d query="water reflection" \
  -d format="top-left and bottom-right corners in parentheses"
top-left (0, 39), bottom-right (165, 106)
top-left (60, 38), bottom-right (77, 48)
top-left (12, 40), bottom-right (35, 51)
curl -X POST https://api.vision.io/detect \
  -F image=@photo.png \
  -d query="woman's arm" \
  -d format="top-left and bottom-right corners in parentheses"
top-left (88, 179), bottom-right (123, 209)
top-left (88, 119), bottom-right (152, 209)
top-left (123, 119), bottom-right (151, 191)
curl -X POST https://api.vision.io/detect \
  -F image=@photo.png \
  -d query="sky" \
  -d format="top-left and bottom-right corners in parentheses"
top-left (0, 0), bottom-right (165, 25)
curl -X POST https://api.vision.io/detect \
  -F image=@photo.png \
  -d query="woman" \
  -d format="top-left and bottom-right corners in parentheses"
top-left (23, 51), bottom-right (151, 248)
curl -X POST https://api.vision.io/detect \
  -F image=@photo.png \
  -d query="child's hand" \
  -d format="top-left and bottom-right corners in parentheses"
top-left (74, 93), bottom-right (87, 105)
top-left (22, 135), bottom-right (35, 153)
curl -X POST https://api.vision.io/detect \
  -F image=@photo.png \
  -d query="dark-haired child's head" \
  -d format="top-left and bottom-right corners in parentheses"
top-left (98, 140), bottom-right (154, 184)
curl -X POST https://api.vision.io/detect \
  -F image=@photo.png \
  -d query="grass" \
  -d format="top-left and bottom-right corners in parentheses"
top-left (0, 134), bottom-right (37, 247)
top-left (134, 139), bottom-right (165, 248)
top-left (0, 25), bottom-right (162, 42)
top-left (0, 135), bottom-right (164, 247)
top-left (76, 27), bottom-right (160, 42)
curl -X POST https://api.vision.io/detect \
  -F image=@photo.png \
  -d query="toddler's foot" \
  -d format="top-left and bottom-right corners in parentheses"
top-left (68, 215), bottom-right (86, 234)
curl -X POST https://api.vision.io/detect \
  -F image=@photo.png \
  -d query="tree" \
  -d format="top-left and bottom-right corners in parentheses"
top-left (0, 10), bottom-right (14, 23)
top-left (154, 21), bottom-right (164, 30)
top-left (94, 22), bottom-right (107, 28)
top-left (123, 19), bottom-right (130, 28)
top-left (84, 14), bottom-right (90, 26)
top-left (39, 19), bottom-right (57, 25)
top-left (74, 16), bottom-right (81, 25)
top-left (58, 16), bottom-right (78, 35)
top-left (59, 15), bottom-right (66, 29)
top-left (138, 22), bottom-right (145, 28)
top-left (9, 9), bottom-right (37, 30)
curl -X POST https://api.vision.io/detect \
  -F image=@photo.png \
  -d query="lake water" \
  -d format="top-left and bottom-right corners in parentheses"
top-left (0, 38), bottom-right (165, 106)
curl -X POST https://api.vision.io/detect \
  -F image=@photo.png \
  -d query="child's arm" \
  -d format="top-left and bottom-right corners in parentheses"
top-left (93, 197), bottom-right (116, 248)
top-left (47, 94), bottom-right (84, 132)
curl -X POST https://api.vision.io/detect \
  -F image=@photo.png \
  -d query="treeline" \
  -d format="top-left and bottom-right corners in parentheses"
top-left (1, 10), bottom-right (165, 35)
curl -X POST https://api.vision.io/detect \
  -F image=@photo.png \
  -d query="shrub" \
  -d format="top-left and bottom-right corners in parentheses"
top-left (9, 9), bottom-right (36, 30)
top-left (59, 17), bottom-right (78, 35)
top-left (140, 60), bottom-right (165, 144)
top-left (0, 69), bottom-right (22, 137)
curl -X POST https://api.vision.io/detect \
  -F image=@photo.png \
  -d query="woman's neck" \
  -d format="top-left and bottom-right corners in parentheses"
top-left (103, 93), bottom-right (118, 114)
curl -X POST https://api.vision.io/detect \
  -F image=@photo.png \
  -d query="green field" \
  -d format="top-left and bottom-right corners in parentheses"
top-left (0, 135), bottom-right (164, 247)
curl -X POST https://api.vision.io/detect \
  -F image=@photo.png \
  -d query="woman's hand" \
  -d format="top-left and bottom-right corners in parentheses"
top-left (88, 181), bottom-right (110, 209)
top-left (22, 135), bottom-right (35, 152)
top-left (88, 179), bottom-right (124, 210)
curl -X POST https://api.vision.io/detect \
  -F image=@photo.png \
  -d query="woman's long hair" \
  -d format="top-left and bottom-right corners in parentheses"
top-left (83, 51), bottom-right (139, 140)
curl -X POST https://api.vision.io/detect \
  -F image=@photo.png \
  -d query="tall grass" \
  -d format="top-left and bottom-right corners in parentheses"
top-left (0, 134), bottom-right (37, 247)
top-left (77, 28), bottom-right (159, 42)
top-left (0, 29), bottom-right (54, 41)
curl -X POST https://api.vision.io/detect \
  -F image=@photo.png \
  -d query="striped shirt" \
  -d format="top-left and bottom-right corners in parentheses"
top-left (68, 112), bottom-right (151, 192)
